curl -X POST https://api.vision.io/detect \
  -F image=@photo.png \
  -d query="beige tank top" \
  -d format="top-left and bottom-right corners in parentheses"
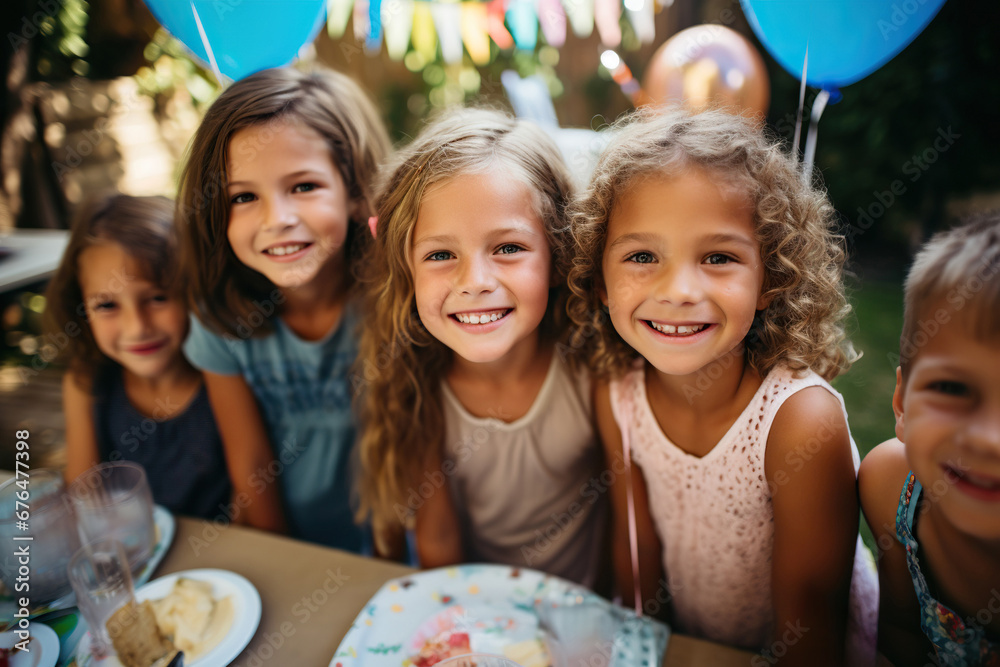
top-left (441, 354), bottom-right (607, 587)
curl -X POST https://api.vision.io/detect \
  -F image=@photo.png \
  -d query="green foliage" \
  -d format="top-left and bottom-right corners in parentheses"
top-left (33, 0), bottom-right (90, 79)
top-left (832, 277), bottom-right (905, 553)
top-left (833, 279), bottom-right (904, 456)
top-left (135, 28), bottom-right (220, 107)
top-left (26, 1), bottom-right (219, 106)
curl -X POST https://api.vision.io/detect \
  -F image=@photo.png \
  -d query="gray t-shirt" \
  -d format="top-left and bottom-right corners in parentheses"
top-left (442, 354), bottom-right (607, 587)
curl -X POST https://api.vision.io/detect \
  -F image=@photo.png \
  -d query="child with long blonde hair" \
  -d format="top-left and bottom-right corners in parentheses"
top-left (177, 67), bottom-right (389, 549)
top-left (356, 108), bottom-right (607, 587)
top-left (568, 108), bottom-right (877, 665)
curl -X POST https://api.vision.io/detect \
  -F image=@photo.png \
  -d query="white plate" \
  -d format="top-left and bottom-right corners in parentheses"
top-left (75, 569), bottom-right (261, 667)
top-left (0, 623), bottom-right (59, 667)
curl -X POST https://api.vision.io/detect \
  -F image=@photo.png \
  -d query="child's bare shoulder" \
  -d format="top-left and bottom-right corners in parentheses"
top-left (766, 385), bottom-right (850, 462)
top-left (859, 438), bottom-right (910, 539)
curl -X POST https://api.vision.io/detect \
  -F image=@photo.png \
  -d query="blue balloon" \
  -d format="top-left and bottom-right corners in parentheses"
top-left (740, 0), bottom-right (946, 91)
top-left (143, 0), bottom-right (328, 81)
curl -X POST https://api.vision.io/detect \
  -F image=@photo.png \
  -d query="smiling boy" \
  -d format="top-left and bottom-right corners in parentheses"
top-left (859, 213), bottom-right (1000, 666)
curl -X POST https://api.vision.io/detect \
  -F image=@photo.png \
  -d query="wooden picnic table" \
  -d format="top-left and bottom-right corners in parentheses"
top-left (148, 517), bottom-right (755, 666)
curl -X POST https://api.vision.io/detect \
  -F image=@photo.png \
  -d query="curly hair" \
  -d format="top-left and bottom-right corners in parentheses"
top-left (567, 107), bottom-right (856, 382)
top-left (43, 194), bottom-right (178, 387)
top-left (177, 66), bottom-right (390, 337)
top-left (355, 108), bottom-right (575, 555)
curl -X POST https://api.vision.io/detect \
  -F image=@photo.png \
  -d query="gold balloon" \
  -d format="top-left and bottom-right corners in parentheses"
top-left (641, 24), bottom-right (770, 118)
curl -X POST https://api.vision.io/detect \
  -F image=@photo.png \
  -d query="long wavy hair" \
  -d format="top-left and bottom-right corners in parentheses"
top-left (355, 108), bottom-right (575, 555)
top-left (567, 107), bottom-right (857, 382)
top-left (177, 66), bottom-right (390, 337)
top-left (43, 194), bottom-right (178, 388)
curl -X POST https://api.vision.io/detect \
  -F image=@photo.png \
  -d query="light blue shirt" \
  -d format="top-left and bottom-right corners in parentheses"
top-left (184, 304), bottom-right (364, 551)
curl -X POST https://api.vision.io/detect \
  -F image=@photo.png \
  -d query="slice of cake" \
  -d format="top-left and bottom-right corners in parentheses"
top-left (106, 600), bottom-right (181, 667)
top-left (152, 577), bottom-right (234, 660)
top-left (411, 631), bottom-right (472, 667)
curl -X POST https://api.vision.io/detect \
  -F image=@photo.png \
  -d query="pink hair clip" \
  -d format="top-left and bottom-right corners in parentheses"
top-left (368, 216), bottom-right (378, 239)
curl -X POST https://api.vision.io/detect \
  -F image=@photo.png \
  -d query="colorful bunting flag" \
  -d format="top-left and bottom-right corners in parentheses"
top-left (625, 0), bottom-right (654, 44)
top-left (594, 0), bottom-right (621, 47)
top-left (383, 0), bottom-right (415, 60)
top-left (430, 1), bottom-right (464, 63)
top-left (326, 0), bottom-right (653, 62)
top-left (537, 0), bottom-right (567, 47)
top-left (560, 0), bottom-right (594, 38)
top-left (368, 0), bottom-right (384, 49)
top-left (486, 0), bottom-right (514, 50)
top-left (327, 0), bottom-right (353, 37)
top-left (506, 0), bottom-right (538, 51)
top-left (353, 0), bottom-right (370, 42)
top-left (461, 3), bottom-right (492, 64)
top-left (411, 2), bottom-right (438, 62)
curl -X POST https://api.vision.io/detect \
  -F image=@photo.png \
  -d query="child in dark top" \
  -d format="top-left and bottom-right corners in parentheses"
top-left (45, 194), bottom-right (231, 519)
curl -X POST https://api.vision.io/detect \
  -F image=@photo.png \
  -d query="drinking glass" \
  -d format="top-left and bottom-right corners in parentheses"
top-left (436, 654), bottom-right (524, 667)
top-left (0, 469), bottom-right (81, 607)
top-left (67, 538), bottom-right (135, 658)
top-left (67, 462), bottom-right (155, 574)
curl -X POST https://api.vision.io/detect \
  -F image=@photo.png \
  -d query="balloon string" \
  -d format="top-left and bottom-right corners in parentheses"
top-left (802, 88), bottom-right (830, 184)
top-left (792, 44), bottom-right (808, 160)
top-left (623, 420), bottom-right (642, 616)
top-left (191, 1), bottom-right (226, 87)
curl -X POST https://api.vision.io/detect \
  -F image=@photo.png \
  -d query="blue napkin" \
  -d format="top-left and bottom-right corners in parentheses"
top-left (534, 586), bottom-right (670, 667)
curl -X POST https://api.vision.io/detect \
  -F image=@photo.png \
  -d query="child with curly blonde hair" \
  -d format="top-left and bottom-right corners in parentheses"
top-left (356, 108), bottom-right (608, 587)
top-left (568, 108), bottom-right (877, 665)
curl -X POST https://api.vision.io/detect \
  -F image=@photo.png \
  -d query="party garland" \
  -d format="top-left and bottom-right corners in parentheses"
top-left (328, 0), bottom-right (657, 64)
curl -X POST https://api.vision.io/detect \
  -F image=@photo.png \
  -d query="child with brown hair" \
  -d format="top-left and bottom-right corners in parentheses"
top-left (46, 194), bottom-right (231, 519)
top-left (177, 66), bottom-right (389, 549)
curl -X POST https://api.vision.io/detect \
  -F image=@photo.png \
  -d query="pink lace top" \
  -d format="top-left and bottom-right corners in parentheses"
top-left (609, 363), bottom-right (878, 664)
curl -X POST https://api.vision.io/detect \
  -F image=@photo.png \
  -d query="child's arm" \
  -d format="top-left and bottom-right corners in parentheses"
top-left (765, 387), bottom-right (859, 667)
top-left (593, 380), bottom-right (665, 617)
top-left (202, 371), bottom-right (287, 533)
top-left (414, 445), bottom-right (464, 568)
top-left (859, 438), bottom-right (929, 666)
top-left (62, 371), bottom-right (101, 483)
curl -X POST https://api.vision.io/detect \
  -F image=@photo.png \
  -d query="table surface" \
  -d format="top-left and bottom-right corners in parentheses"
top-left (0, 229), bottom-right (70, 293)
top-left (154, 517), bottom-right (755, 667)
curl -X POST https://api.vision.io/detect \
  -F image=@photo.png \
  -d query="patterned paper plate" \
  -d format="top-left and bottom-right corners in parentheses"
top-left (331, 564), bottom-right (578, 667)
